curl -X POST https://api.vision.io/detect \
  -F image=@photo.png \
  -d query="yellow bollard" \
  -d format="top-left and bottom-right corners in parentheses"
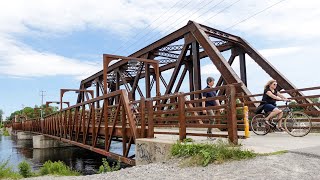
top-left (244, 106), bottom-right (250, 138)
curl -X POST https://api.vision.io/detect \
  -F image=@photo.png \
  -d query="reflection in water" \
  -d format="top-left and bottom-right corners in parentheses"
top-left (0, 134), bottom-right (133, 175)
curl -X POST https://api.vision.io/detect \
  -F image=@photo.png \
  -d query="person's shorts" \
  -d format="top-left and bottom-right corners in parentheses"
top-left (263, 104), bottom-right (276, 113)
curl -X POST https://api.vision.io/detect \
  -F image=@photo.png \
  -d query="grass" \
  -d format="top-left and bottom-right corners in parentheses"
top-left (18, 161), bottom-right (34, 178)
top-left (171, 140), bottom-right (256, 166)
top-left (0, 159), bottom-right (81, 179)
top-left (259, 150), bottom-right (288, 156)
top-left (98, 158), bottom-right (121, 173)
top-left (2, 128), bottom-right (10, 136)
top-left (0, 160), bottom-right (22, 179)
top-left (39, 160), bottom-right (80, 176)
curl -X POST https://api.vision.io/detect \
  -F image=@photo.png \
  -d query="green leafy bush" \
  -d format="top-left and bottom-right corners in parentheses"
top-left (0, 159), bottom-right (21, 179)
top-left (98, 158), bottom-right (121, 173)
top-left (18, 161), bottom-right (33, 178)
top-left (39, 160), bottom-right (80, 176)
top-left (2, 128), bottom-right (10, 136)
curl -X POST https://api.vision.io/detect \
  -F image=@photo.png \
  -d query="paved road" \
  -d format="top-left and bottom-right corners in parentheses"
top-left (239, 132), bottom-right (320, 154)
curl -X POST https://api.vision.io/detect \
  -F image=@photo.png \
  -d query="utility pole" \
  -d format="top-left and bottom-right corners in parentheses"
top-left (39, 90), bottom-right (46, 119)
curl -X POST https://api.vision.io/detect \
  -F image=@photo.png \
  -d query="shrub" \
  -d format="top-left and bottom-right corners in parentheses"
top-left (39, 160), bottom-right (80, 176)
top-left (2, 129), bottom-right (10, 136)
top-left (171, 140), bottom-right (256, 166)
top-left (98, 158), bottom-right (121, 173)
top-left (0, 159), bottom-right (21, 179)
top-left (18, 161), bottom-right (33, 178)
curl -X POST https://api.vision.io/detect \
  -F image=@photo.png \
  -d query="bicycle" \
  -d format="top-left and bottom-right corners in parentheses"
top-left (251, 101), bottom-right (312, 137)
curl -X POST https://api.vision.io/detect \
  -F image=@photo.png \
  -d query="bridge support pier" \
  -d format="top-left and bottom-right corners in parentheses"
top-left (33, 135), bottom-right (73, 149)
top-left (136, 138), bottom-right (174, 165)
top-left (17, 131), bottom-right (33, 140)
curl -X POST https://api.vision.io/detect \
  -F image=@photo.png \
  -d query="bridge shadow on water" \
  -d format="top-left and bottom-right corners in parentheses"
top-left (0, 134), bottom-right (133, 175)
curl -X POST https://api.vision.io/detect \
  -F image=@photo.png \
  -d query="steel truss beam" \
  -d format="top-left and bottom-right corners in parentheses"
top-left (80, 20), bottom-right (315, 109)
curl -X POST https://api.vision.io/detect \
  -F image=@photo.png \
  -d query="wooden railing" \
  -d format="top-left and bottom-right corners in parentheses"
top-left (129, 84), bottom-right (241, 144)
top-left (238, 86), bottom-right (320, 129)
top-left (11, 84), bottom-right (319, 164)
top-left (13, 90), bottom-right (138, 165)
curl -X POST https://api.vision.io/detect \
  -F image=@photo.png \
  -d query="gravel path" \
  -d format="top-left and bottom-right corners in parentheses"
top-left (25, 152), bottom-right (320, 180)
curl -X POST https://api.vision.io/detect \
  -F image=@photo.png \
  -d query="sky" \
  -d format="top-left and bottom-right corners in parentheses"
top-left (1, 0), bottom-right (320, 118)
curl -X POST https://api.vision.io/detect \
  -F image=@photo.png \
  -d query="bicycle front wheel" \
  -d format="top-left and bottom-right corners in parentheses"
top-left (284, 111), bottom-right (312, 137)
top-left (251, 114), bottom-right (270, 135)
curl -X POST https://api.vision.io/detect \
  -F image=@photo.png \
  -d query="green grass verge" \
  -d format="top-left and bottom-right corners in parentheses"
top-left (1, 159), bottom-right (81, 179)
top-left (0, 160), bottom-right (22, 179)
top-left (39, 160), bottom-right (80, 176)
top-left (171, 140), bottom-right (256, 166)
top-left (258, 150), bottom-right (288, 156)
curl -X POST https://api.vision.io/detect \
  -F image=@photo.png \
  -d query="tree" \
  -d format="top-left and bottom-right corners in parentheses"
top-left (0, 109), bottom-right (3, 124)
top-left (7, 105), bottom-right (59, 120)
top-left (289, 97), bottom-right (320, 111)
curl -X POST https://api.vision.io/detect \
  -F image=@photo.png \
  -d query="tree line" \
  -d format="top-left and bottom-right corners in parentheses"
top-left (2, 105), bottom-right (59, 123)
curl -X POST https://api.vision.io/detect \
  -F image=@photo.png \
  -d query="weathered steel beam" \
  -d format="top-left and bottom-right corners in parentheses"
top-left (239, 37), bottom-right (319, 110)
top-left (164, 43), bottom-right (189, 95)
top-left (239, 53), bottom-right (247, 86)
top-left (189, 21), bottom-right (256, 103)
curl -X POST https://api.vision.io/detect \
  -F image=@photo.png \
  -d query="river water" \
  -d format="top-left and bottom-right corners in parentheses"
top-left (0, 134), bottom-right (133, 175)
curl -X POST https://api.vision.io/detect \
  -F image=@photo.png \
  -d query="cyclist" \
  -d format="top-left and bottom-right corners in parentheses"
top-left (260, 79), bottom-right (289, 130)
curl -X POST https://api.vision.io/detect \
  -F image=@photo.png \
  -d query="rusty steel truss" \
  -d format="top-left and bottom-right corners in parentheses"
top-left (78, 21), bottom-right (316, 109)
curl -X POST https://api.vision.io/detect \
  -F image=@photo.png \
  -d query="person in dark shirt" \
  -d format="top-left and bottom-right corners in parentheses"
top-left (202, 77), bottom-right (222, 135)
top-left (260, 79), bottom-right (289, 130)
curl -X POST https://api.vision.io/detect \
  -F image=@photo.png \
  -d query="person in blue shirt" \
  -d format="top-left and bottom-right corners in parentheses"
top-left (202, 77), bottom-right (222, 135)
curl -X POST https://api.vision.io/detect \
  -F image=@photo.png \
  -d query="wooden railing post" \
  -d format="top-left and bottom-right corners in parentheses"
top-left (226, 85), bottom-right (238, 144)
top-left (178, 93), bottom-right (186, 141)
top-left (140, 97), bottom-right (146, 138)
top-left (147, 99), bottom-right (154, 138)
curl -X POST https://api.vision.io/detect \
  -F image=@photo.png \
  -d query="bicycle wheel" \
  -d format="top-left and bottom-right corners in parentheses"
top-left (284, 111), bottom-right (312, 137)
top-left (251, 114), bottom-right (270, 135)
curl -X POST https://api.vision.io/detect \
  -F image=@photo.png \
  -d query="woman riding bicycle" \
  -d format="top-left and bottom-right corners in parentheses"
top-left (260, 79), bottom-right (289, 130)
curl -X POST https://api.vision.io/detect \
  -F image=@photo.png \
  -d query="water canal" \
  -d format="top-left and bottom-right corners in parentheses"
top-left (0, 133), bottom-right (133, 175)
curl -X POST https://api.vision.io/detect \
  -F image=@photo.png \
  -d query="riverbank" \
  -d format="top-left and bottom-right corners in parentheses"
top-left (25, 150), bottom-right (320, 180)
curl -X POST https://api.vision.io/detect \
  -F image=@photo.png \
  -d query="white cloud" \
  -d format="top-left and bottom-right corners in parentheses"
top-left (0, 35), bottom-right (100, 79)
top-left (205, 0), bottom-right (320, 40)
top-left (0, 0), bottom-right (319, 80)
top-left (258, 47), bottom-right (302, 58)
top-left (201, 63), bottom-right (219, 75)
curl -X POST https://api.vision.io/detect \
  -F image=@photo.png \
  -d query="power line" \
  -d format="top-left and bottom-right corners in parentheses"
top-left (202, 0), bottom-right (240, 23)
top-left (111, 0), bottom-right (184, 55)
top-left (193, 0), bottom-right (227, 21)
top-left (118, 0), bottom-right (195, 55)
top-left (137, 0), bottom-right (237, 52)
top-left (111, 0), bottom-right (181, 55)
top-left (127, 0), bottom-right (224, 54)
top-left (224, 0), bottom-right (286, 31)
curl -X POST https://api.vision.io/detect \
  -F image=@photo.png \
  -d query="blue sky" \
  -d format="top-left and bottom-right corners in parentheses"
top-left (1, 0), bottom-right (320, 118)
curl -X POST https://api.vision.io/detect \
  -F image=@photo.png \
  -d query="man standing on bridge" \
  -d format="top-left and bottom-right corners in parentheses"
top-left (202, 77), bottom-right (222, 137)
